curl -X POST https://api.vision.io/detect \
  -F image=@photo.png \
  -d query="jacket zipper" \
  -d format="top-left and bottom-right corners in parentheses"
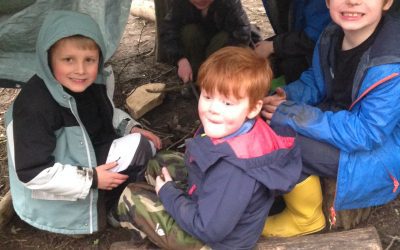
top-left (349, 73), bottom-right (399, 110)
top-left (330, 73), bottom-right (399, 229)
top-left (68, 99), bottom-right (94, 233)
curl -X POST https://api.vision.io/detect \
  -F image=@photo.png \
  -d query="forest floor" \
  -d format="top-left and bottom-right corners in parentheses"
top-left (1, 0), bottom-right (400, 249)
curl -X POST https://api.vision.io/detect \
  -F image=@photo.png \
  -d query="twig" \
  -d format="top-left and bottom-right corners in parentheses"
top-left (136, 20), bottom-right (148, 55)
top-left (113, 49), bottom-right (153, 63)
top-left (149, 67), bottom-right (176, 82)
top-left (119, 77), bottom-right (145, 89)
top-left (145, 84), bottom-right (184, 93)
top-left (116, 58), bottom-right (136, 83)
top-left (385, 235), bottom-right (400, 250)
top-left (139, 117), bottom-right (151, 126)
top-left (115, 20), bottom-right (148, 83)
top-left (139, 122), bottom-right (175, 138)
top-left (144, 46), bottom-right (155, 57)
top-left (166, 126), bottom-right (197, 150)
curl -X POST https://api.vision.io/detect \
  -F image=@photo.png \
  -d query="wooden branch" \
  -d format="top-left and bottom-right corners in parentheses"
top-left (256, 226), bottom-right (382, 250)
top-left (0, 191), bottom-right (14, 229)
top-left (145, 84), bottom-right (184, 93)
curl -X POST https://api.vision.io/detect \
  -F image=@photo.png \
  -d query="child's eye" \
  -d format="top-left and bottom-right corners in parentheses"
top-left (86, 58), bottom-right (97, 63)
top-left (63, 57), bottom-right (73, 62)
top-left (223, 100), bottom-right (233, 106)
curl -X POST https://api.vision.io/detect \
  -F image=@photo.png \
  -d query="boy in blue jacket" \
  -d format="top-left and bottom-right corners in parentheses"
top-left (262, 0), bottom-right (399, 237)
top-left (114, 46), bottom-right (302, 249)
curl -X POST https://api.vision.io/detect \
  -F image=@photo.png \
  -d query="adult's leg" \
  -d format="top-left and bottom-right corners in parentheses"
top-left (205, 31), bottom-right (229, 58)
top-left (181, 24), bottom-right (207, 79)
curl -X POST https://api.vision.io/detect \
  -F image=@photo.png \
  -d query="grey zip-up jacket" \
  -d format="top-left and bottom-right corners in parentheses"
top-left (5, 11), bottom-right (139, 234)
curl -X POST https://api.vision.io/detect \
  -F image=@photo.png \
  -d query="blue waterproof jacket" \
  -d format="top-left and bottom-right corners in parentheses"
top-left (159, 118), bottom-right (301, 249)
top-left (272, 15), bottom-right (400, 210)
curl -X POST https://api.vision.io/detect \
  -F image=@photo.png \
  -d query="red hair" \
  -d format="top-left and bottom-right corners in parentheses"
top-left (198, 46), bottom-right (273, 109)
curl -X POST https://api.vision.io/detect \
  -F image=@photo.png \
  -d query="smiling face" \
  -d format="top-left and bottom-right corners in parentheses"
top-left (50, 37), bottom-right (100, 93)
top-left (326, 0), bottom-right (393, 40)
top-left (190, 0), bottom-right (214, 10)
top-left (198, 89), bottom-right (261, 139)
top-left (196, 46), bottom-right (272, 139)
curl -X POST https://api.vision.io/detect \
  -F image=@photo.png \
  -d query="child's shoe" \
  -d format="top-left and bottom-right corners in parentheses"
top-left (262, 175), bottom-right (326, 237)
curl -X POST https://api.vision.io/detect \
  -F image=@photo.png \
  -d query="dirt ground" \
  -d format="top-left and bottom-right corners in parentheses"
top-left (1, 0), bottom-right (400, 249)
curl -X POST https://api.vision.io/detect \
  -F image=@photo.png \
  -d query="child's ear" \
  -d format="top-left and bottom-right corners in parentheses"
top-left (325, 0), bottom-right (330, 9)
top-left (383, 0), bottom-right (394, 11)
top-left (247, 100), bottom-right (263, 119)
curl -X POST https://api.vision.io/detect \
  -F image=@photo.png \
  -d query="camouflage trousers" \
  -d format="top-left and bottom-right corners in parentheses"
top-left (116, 150), bottom-right (210, 250)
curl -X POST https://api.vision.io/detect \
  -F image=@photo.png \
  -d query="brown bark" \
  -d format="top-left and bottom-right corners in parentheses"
top-left (256, 226), bottom-right (382, 250)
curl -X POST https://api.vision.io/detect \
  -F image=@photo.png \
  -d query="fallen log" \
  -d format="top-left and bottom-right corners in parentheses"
top-left (130, 0), bottom-right (155, 21)
top-left (109, 226), bottom-right (382, 249)
top-left (0, 190), bottom-right (14, 229)
top-left (256, 226), bottom-right (382, 250)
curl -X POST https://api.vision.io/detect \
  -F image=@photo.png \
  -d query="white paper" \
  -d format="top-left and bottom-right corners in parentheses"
top-left (106, 133), bottom-right (141, 173)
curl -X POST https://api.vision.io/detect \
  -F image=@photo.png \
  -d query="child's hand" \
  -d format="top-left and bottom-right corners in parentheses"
top-left (261, 87), bottom-right (287, 122)
top-left (131, 127), bottom-right (162, 150)
top-left (177, 57), bottom-right (193, 83)
top-left (96, 162), bottom-right (128, 190)
top-left (254, 40), bottom-right (274, 58)
top-left (155, 167), bottom-right (173, 195)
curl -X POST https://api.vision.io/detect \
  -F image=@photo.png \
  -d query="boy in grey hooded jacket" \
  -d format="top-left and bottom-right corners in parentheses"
top-left (5, 10), bottom-right (161, 235)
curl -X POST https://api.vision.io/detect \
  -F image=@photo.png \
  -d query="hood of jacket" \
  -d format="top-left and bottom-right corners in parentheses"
top-left (35, 10), bottom-right (106, 108)
top-left (186, 117), bottom-right (302, 194)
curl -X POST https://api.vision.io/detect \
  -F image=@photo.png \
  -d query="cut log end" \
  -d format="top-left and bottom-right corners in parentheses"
top-left (126, 83), bottom-right (166, 120)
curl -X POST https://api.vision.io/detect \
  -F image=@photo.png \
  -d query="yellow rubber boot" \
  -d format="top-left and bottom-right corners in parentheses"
top-left (262, 175), bottom-right (326, 237)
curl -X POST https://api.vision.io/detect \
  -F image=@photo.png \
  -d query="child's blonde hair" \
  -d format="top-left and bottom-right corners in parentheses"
top-left (49, 35), bottom-right (99, 54)
top-left (198, 46), bottom-right (273, 109)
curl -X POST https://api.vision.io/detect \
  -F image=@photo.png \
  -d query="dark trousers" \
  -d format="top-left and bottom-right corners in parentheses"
top-left (270, 55), bottom-right (310, 83)
top-left (298, 135), bottom-right (339, 182)
top-left (180, 24), bottom-right (229, 79)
